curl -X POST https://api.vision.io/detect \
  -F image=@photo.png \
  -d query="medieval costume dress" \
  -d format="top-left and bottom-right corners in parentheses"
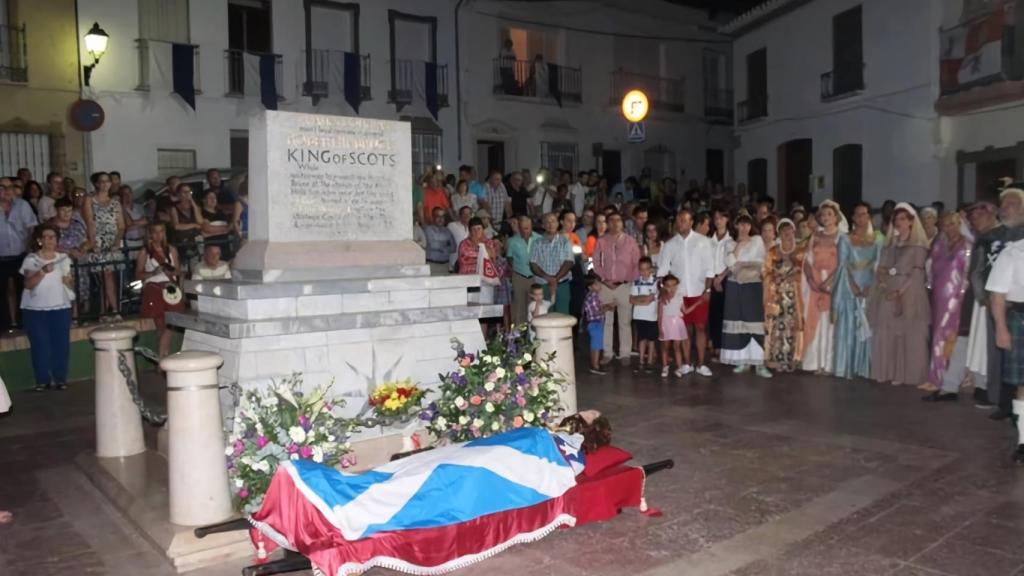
top-left (763, 230), bottom-right (806, 372)
top-left (926, 231), bottom-right (972, 387)
top-left (868, 203), bottom-right (931, 386)
top-left (801, 204), bottom-right (844, 373)
top-left (832, 233), bottom-right (881, 379)
top-left (720, 236), bottom-right (767, 366)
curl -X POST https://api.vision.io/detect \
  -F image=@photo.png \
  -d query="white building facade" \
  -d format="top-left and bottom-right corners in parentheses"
top-left (77, 0), bottom-right (460, 184)
top-left (76, 0), bottom-right (737, 190)
top-left (459, 0), bottom-right (736, 186)
top-left (727, 0), bottom-right (1024, 213)
top-left (727, 0), bottom-right (945, 213)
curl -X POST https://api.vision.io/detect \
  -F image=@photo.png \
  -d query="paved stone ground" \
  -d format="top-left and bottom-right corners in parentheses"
top-left (2, 361), bottom-right (1024, 576)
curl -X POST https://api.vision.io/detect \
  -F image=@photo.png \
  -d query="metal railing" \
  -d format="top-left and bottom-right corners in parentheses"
top-left (737, 96), bottom-right (768, 124)
top-left (303, 50), bottom-right (371, 100)
top-left (225, 49), bottom-right (283, 98)
top-left (704, 88), bottom-right (734, 123)
top-left (136, 39), bottom-right (201, 92)
top-left (610, 69), bottom-right (685, 112)
top-left (65, 235), bottom-right (239, 323)
top-left (491, 58), bottom-right (582, 104)
top-left (389, 59), bottom-right (449, 107)
top-left (0, 23), bottom-right (28, 83)
top-left (821, 64), bottom-right (864, 101)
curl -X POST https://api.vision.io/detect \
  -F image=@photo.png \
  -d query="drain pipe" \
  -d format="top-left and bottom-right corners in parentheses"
top-left (455, 0), bottom-right (467, 161)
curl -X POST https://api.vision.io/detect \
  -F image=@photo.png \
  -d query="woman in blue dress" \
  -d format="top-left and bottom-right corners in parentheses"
top-left (833, 201), bottom-right (881, 379)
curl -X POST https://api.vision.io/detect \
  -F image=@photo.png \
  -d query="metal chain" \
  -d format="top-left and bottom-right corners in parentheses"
top-left (116, 348), bottom-right (168, 426)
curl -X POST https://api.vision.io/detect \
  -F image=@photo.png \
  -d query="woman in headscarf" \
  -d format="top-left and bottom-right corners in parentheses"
top-left (763, 218), bottom-right (805, 373)
top-left (921, 211), bottom-right (972, 392)
top-left (719, 212), bottom-right (771, 377)
top-left (833, 201), bottom-right (881, 379)
top-left (867, 203), bottom-right (931, 386)
top-left (801, 201), bottom-right (844, 374)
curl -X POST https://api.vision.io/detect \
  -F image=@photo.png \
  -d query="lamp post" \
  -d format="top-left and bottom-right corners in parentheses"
top-left (83, 22), bottom-right (109, 87)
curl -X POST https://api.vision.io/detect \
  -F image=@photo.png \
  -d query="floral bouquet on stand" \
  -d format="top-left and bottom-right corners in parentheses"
top-left (420, 327), bottom-right (565, 443)
top-left (368, 378), bottom-right (426, 425)
top-left (226, 373), bottom-right (359, 514)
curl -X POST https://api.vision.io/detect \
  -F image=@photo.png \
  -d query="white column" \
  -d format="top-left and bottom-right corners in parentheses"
top-left (160, 351), bottom-right (233, 526)
top-left (89, 326), bottom-right (146, 458)
top-left (531, 313), bottom-right (579, 416)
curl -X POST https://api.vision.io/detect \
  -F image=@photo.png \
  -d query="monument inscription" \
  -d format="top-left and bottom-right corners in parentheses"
top-left (260, 111), bottom-right (413, 243)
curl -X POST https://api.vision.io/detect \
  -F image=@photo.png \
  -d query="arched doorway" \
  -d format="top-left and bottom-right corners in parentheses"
top-left (777, 139), bottom-right (812, 212)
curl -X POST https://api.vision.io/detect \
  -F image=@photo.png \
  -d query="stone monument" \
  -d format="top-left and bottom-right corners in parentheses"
top-left (169, 110), bottom-right (500, 455)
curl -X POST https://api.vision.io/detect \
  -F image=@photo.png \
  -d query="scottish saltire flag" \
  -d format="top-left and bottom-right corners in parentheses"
top-left (276, 427), bottom-right (577, 541)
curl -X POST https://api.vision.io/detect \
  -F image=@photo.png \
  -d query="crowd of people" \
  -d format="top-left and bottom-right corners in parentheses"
top-left (0, 167), bottom-right (247, 390)
top-left (415, 165), bottom-right (1024, 461)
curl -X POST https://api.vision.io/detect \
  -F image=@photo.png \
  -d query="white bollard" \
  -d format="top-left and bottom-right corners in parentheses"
top-left (89, 326), bottom-right (146, 458)
top-left (532, 313), bottom-right (579, 416)
top-left (160, 351), bottom-right (233, 526)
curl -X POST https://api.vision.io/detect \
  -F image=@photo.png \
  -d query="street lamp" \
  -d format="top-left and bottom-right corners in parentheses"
top-left (83, 22), bottom-right (109, 87)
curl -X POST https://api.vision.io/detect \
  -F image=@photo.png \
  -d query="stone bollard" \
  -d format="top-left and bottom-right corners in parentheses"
top-left (532, 313), bottom-right (579, 416)
top-left (89, 326), bottom-right (146, 458)
top-left (160, 351), bottom-right (233, 526)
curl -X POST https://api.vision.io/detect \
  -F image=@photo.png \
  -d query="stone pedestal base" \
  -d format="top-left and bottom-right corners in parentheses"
top-left (75, 451), bottom-right (252, 573)
top-left (168, 273), bottom-right (500, 437)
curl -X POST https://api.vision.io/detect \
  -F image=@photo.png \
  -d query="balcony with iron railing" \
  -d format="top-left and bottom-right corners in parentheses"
top-left (936, 3), bottom-right (1023, 114)
top-left (610, 69), bottom-right (685, 112)
top-left (737, 95), bottom-right (768, 124)
top-left (135, 39), bottom-right (201, 93)
top-left (0, 24), bottom-right (28, 83)
top-left (821, 63), bottom-right (864, 101)
top-left (303, 49), bottom-right (371, 101)
top-left (492, 58), bottom-right (582, 104)
top-left (224, 49), bottom-right (283, 99)
top-left (704, 87), bottom-right (733, 124)
top-left (388, 59), bottom-right (449, 107)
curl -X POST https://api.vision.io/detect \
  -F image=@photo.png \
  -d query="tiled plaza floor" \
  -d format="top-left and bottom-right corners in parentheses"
top-left (2, 359), bottom-right (1024, 576)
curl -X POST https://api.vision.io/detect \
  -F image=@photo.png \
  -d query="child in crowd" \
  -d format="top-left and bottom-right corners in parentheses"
top-left (584, 275), bottom-right (613, 375)
top-left (658, 274), bottom-right (688, 378)
top-left (527, 283), bottom-right (551, 324)
top-left (192, 244), bottom-right (232, 280)
top-left (630, 257), bottom-right (659, 374)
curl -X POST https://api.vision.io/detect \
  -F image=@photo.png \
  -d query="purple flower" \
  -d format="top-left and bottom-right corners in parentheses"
top-left (256, 435), bottom-right (269, 449)
top-left (287, 443), bottom-right (299, 454)
top-left (300, 445), bottom-right (314, 459)
top-left (243, 428), bottom-right (255, 439)
top-left (299, 415), bottom-right (311, 432)
top-left (238, 487), bottom-right (249, 499)
top-left (232, 440), bottom-right (245, 457)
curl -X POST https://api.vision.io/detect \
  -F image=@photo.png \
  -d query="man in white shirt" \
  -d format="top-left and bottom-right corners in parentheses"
top-left (447, 206), bottom-right (472, 270)
top-left (657, 209), bottom-right (715, 376)
top-left (987, 238), bottom-right (1024, 463)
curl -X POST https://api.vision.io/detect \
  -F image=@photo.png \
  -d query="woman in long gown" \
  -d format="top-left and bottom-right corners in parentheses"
top-left (921, 212), bottom-right (972, 392)
top-left (801, 201), bottom-right (845, 374)
top-left (720, 213), bottom-right (771, 378)
top-left (868, 203), bottom-right (931, 386)
top-left (763, 219), bottom-right (806, 372)
top-left (833, 202), bottom-right (881, 379)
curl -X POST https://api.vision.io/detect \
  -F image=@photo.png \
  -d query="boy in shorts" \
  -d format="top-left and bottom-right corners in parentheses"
top-left (630, 257), bottom-right (659, 373)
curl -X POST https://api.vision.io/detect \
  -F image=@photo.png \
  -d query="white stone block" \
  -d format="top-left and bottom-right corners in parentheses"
top-left (256, 349), bottom-right (306, 378)
top-left (411, 335), bottom-right (465, 361)
top-left (369, 321), bottom-right (449, 341)
top-left (197, 297), bottom-right (246, 319)
top-left (387, 289), bottom-right (429, 308)
top-left (297, 294), bottom-right (343, 317)
top-left (246, 298), bottom-right (297, 320)
top-left (429, 288), bottom-right (467, 308)
top-left (305, 346), bottom-right (329, 372)
top-left (237, 352), bottom-right (262, 380)
top-left (327, 342), bottom-right (374, 382)
top-left (326, 328), bottom-right (374, 345)
top-left (342, 292), bottom-right (389, 313)
top-left (239, 332), bottom-right (327, 353)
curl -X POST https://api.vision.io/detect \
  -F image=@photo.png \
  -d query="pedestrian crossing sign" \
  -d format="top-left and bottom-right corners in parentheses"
top-left (628, 121), bottom-right (646, 143)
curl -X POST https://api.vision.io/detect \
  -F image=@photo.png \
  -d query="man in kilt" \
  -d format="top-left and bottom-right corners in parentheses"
top-left (988, 236), bottom-right (1024, 463)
